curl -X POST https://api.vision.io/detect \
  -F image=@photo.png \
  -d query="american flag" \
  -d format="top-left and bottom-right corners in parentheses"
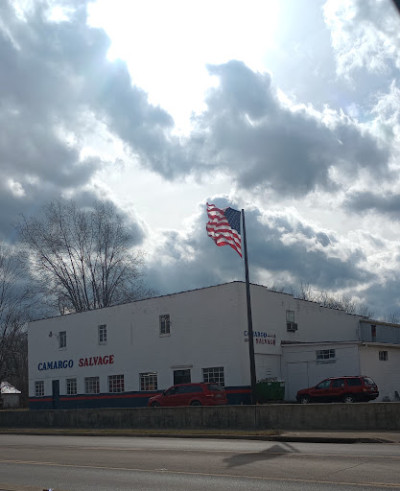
top-left (206, 203), bottom-right (242, 257)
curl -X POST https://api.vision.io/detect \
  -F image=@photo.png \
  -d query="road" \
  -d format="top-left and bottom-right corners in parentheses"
top-left (0, 434), bottom-right (399, 490)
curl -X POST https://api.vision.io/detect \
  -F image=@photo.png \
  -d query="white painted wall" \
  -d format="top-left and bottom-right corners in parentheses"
top-left (359, 345), bottom-right (400, 401)
top-left (28, 282), bottom-right (400, 402)
top-left (282, 343), bottom-right (361, 401)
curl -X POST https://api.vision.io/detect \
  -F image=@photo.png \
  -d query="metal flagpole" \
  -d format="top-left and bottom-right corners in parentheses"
top-left (241, 209), bottom-right (257, 405)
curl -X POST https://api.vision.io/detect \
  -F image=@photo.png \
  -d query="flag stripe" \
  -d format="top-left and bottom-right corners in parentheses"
top-left (206, 203), bottom-right (242, 257)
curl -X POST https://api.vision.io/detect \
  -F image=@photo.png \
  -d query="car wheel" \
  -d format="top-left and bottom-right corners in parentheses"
top-left (190, 400), bottom-right (202, 406)
top-left (151, 401), bottom-right (161, 407)
top-left (299, 395), bottom-right (310, 404)
top-left (343, 395), bottom-right (355, 403)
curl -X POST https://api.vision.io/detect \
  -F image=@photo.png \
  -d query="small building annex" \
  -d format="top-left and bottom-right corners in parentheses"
top-left (28, 281), bottom-right (400, 409)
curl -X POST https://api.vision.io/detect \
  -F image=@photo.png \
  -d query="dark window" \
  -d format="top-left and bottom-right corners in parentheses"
top-left (173, 369), bottom-right (191, 385)
top-left (160, 314), bottom-right (171, 335)
top-left (316, 349), bottom-right (335, 361)
top-left (347, 378), bottom-right (362, 387)
top-left (59, 331), bottom-right (66, 349)
top-left (208, 383), bottom-right (224, 392)
top-left (98, 324), bottom-right (107, 344)
top-left (316, 380), bottom-right (331, 389)
top-left (379, 351), bottom-right (388, 361)
top-left (331, 379), bottom-right (345, 388)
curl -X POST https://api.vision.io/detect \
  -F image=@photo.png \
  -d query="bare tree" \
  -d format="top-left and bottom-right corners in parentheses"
top-left (0, 244), bottom-right (30, 396)
top-left (19, 200), bottom-right (146, 314)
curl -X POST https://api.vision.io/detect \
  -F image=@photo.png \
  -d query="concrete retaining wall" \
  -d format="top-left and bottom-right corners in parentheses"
top-left (1, 403), bottom-right (400, 431)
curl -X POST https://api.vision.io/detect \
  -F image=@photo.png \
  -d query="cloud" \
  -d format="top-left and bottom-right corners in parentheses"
top-left (344, 190), bottom-right (400, 218)
top-left (188, 60), bottom-right (389, 196)
top-left (0, 0), bottom-right (189, 240)
top-left (145, 199), bottom-right (374, 298)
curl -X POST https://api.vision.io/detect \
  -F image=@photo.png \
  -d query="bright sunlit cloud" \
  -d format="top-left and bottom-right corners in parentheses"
top-left (88, 0), bottom-right (281, 131)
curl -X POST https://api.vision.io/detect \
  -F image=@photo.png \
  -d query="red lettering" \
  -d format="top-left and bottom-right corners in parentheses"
top-left (77, 354), bottom-right (115, 367)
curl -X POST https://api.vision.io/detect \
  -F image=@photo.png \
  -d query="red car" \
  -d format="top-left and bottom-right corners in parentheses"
top-left (296, 376), bottom-right (379, 404)
top-left (148, 382), bottom-right (228, 407)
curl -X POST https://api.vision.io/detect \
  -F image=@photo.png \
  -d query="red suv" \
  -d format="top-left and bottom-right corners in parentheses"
top-left (148, 382), bottom-right (228, 407)
top-left (296, 376), bottom-right (379, 404)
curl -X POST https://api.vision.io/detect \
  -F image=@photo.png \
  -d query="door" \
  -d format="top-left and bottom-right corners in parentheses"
top-left (52, 380), bottom-right (60, 409)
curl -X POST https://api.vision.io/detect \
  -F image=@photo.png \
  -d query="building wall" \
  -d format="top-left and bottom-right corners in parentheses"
top-left (28, 281), bottom-right (399, 409)
top-left (359, 345), bottom-right (400, 401)
top-left (282, 343), bottom-right (361, 401)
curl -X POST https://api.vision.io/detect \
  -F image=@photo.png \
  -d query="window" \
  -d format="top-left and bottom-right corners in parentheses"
top-left (347, 378), bottom-right (362, 386)
top-left (98, 324), bottom-right (107, 344)
top-left (316, 349), bottom-right (336, 362)
top-left (159, 314), bottom-right (171, 335)
top-left (315, 379), bottom-right (331, 390)
top-left (286, 310), bottom-right (295, 322)
top-left (140, 372), bottom-right (158, 391)
top-left (286, 310), bottom-right (297, 332)
top-left (85, 377), bottom-right (100, 394)
top-left (66, 378), bottom-right (77, 395)
top-left (108, 375), bottom-right (124, 393)
top-left (331, 378), bottom-right (345, 388)
top-left (203, 367), bottom-right (225, 386)
top-left (35, 381), bottom-right (44, 397)
top-left (379, 350), bottom-right (388, 361)
top-left (173, 369), bottom-right (191, 385)
top-left (59, 331), bottom-right (67, 349)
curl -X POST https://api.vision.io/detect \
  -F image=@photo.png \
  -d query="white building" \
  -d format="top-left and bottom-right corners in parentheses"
top-left (28, 282), bottom-right (400, 409)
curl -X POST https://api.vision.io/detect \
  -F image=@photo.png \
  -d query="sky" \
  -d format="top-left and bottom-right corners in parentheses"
top-left (1, 0), bottom-right (400, 319)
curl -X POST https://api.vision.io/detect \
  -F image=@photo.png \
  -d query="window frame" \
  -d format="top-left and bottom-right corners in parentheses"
top-left (85, 376), bottom-right (100, 394)
top-left (159, 314), bottom-right (171, 336)
top-left (35, 380), bottom-right (44, 397)
top-left (379, 350), bottom-right (388, 361)
top-left (59, 330), bottom-right (67, 349)
top-left (140, 372), bottom-right (158, 391)
top-left (66, 378), bottom-right (77, 395)
top-left (108, 374), bottom-right (125, 393)
top-left (316, 349), bottom-right (336, 362)
top-left (98, 324), bottom-right (107, 345)
top-left (202, 366), bottom-right (225, 386)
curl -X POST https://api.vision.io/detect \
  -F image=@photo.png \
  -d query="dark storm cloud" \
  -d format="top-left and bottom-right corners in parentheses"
top-left (189, 60), bottom-right (390, 197)
top-left (145, 200), bottom-right (373, 297)
top-left (344, 190), bottom-right (400, 218)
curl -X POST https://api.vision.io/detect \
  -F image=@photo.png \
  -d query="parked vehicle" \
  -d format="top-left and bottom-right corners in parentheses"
top-left (296, 376), bottom-right (379, 403)
top-left (148, 382), bottom-right (228, 407)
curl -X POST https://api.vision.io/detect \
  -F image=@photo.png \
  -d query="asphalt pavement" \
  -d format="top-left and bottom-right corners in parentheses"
top-left (1, 427), bottom-right (399, 443)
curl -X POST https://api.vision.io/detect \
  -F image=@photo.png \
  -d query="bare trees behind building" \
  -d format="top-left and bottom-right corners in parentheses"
top-left (19, 200), bottom-right (146, 315)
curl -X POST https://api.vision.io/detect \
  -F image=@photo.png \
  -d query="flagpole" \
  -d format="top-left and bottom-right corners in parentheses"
top-left (241, 209), bottom-right (257, 405)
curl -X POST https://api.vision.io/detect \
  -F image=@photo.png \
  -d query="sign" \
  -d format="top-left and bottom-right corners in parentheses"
top-left (244, 330), bottom-right (276, 345)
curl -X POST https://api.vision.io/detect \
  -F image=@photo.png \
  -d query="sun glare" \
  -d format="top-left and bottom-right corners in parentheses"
top-left (88, 0), bottom-right (281, 132)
